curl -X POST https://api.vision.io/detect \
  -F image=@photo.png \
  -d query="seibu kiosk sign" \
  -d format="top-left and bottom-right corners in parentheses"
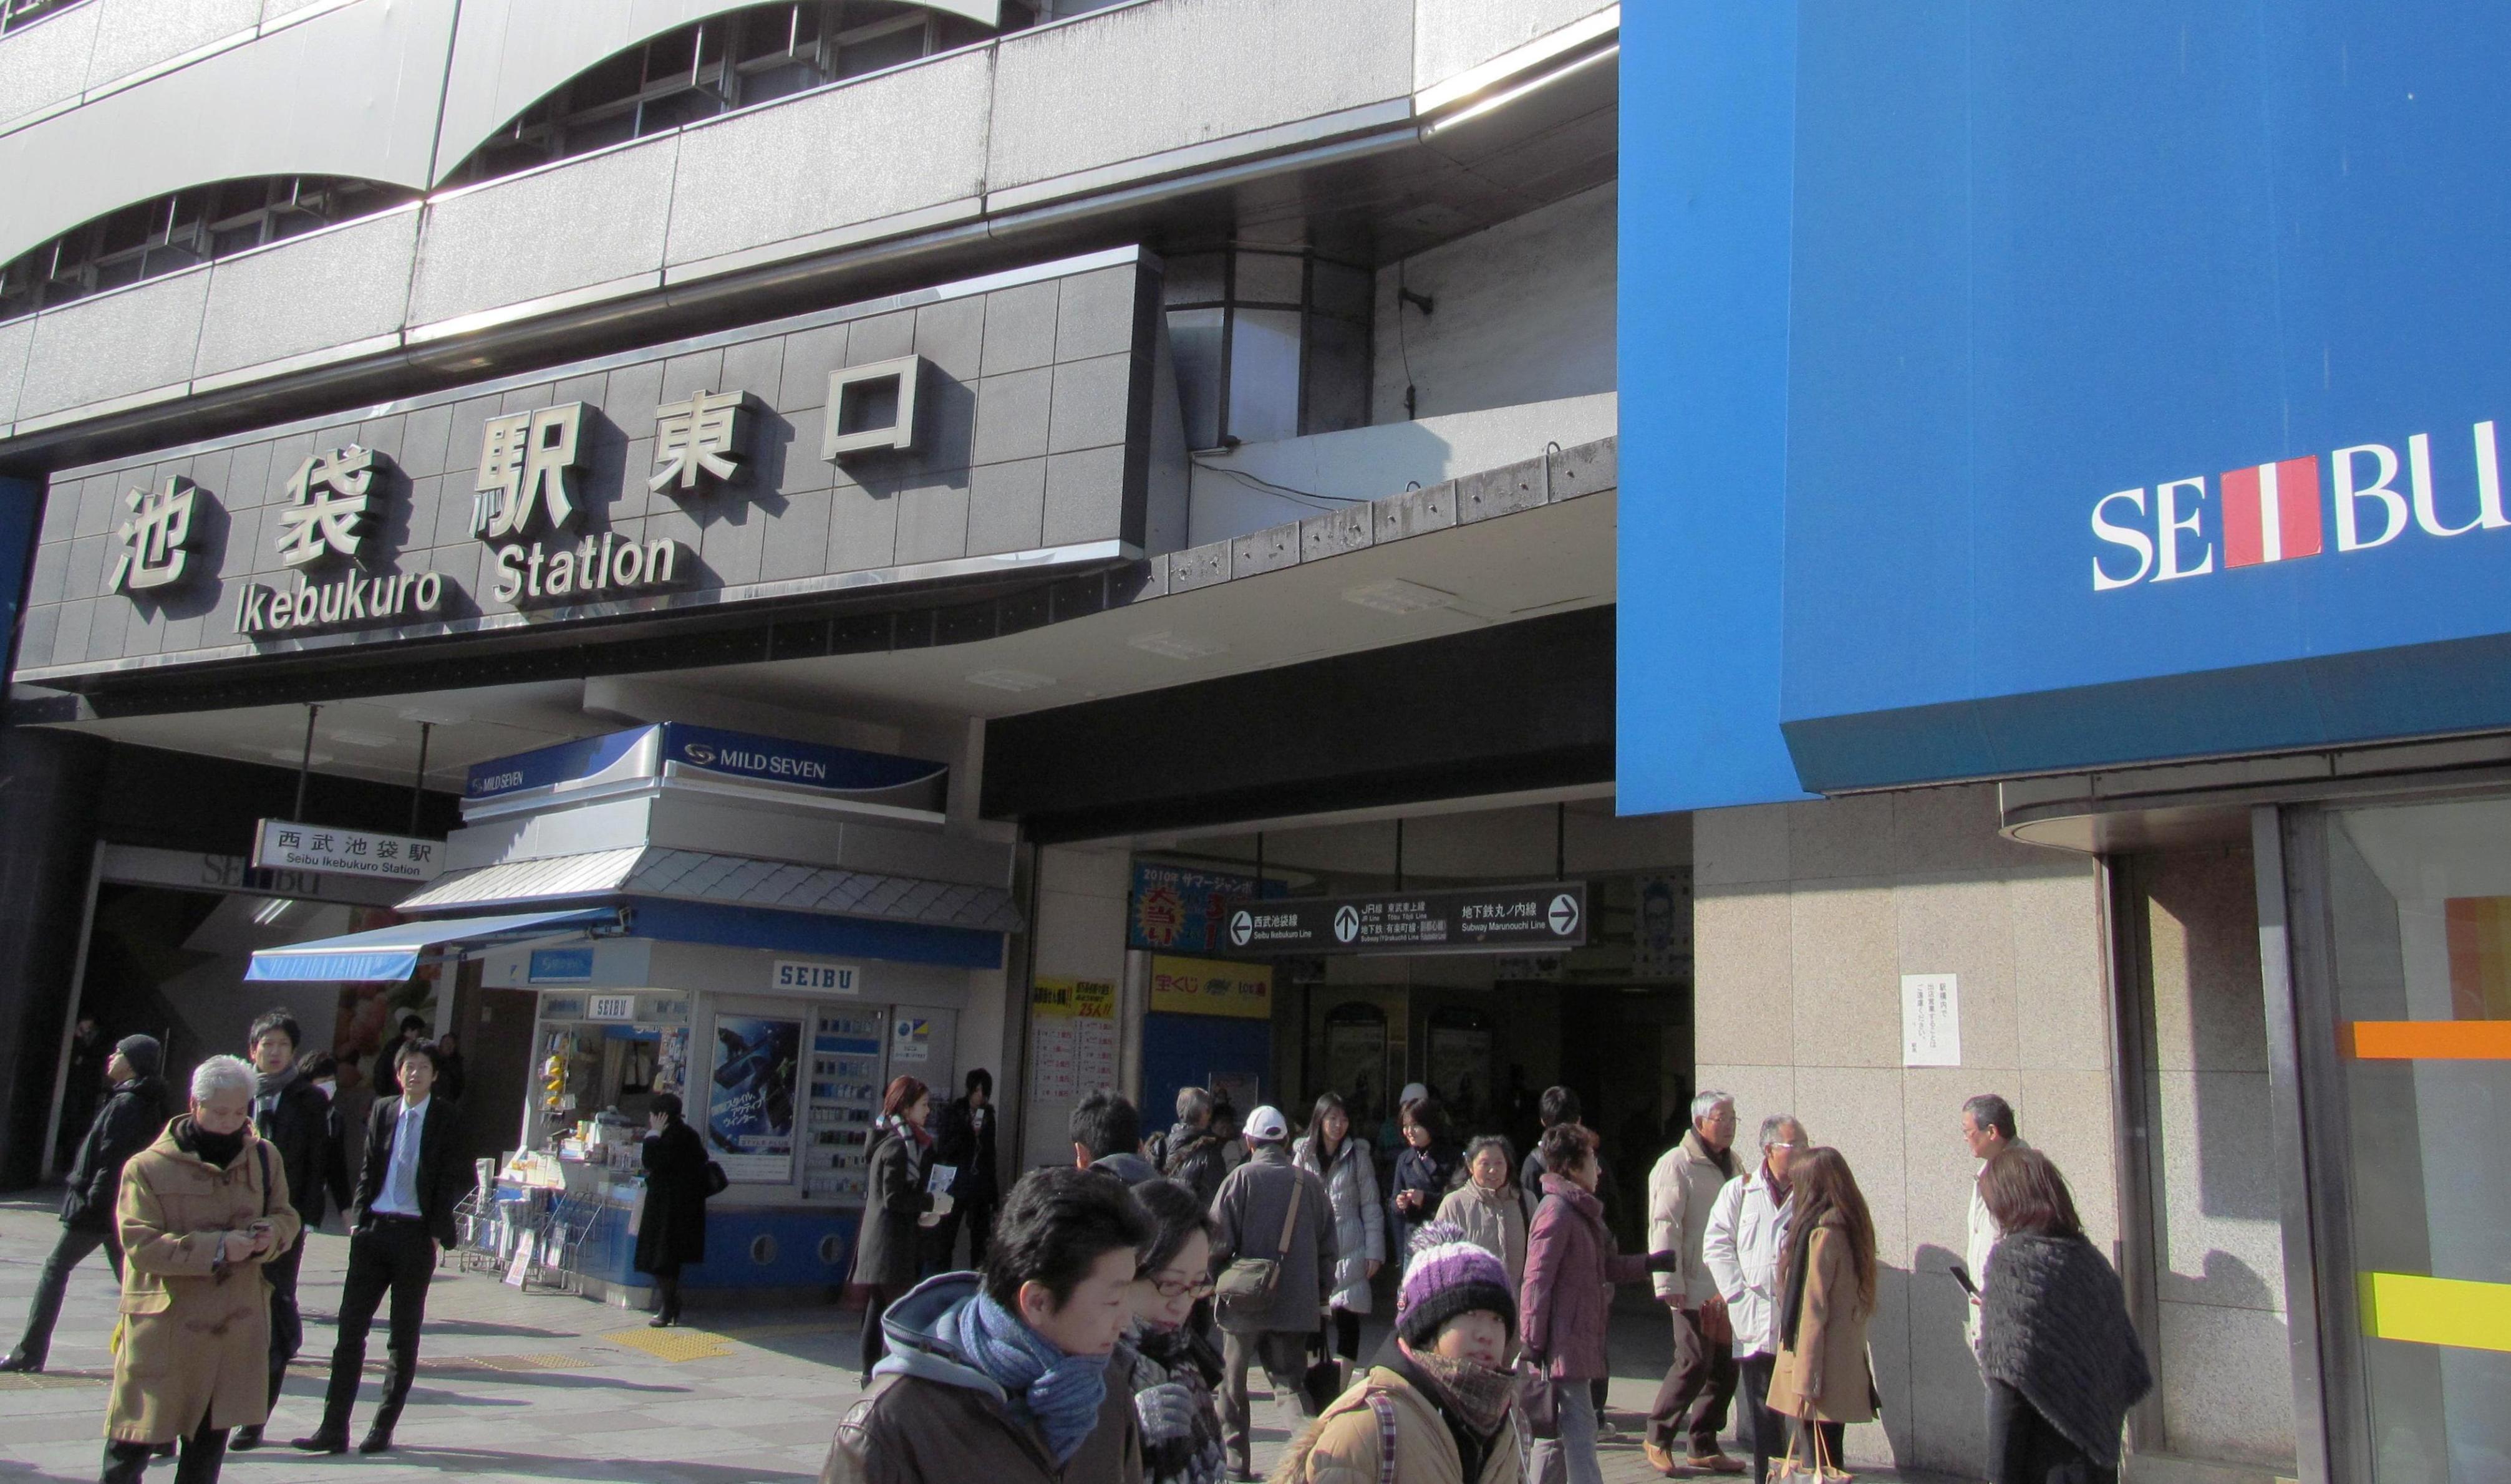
top-left (2090, 418), bottom-right (2508, 590)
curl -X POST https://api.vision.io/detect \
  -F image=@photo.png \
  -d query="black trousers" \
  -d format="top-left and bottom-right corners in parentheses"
top-left (1989, 1379), bottom-right (2116, 1484)
top-left (859, 1282), bottom-right (912, 1379)
top-left (924, 1193), bottom-right (997, 1274)
top-left (649, 1263), bottom-right (682, 1321)
top-left (317, 1218), bottom-right (434, 1436)
top-left (263, 1237), bottom-right (306, 1409)
top-left (1736, 1352), bottom-right (1780, 1484)
top-left (10, 1223), bottom-right (122, 1369)
top-left (102, 1413), bottom-right (226, 1484)
top-left (1221, 1329), bottom-right (1320, 1472)
top-left (1647, 1306), bottom-right (1739, 1454)
top-left (1323, 1308), bottom-right (1362, 1362)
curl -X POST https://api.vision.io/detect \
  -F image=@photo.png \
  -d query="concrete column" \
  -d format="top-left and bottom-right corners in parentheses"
top-left (1690, 783), bottom-right (2116, 1477)
top-left (0, 725), bottom-right (109, 1190)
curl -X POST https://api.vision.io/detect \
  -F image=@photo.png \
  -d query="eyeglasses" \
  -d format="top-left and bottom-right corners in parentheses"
top-left (1142, 1273), bottom-right (1216, 1300)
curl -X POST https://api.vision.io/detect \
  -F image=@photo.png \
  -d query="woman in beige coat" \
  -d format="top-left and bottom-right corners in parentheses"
top-left (1433, 1137), bottom-right (1538, 1288)
top-left (105, 1054), bottom-right (298, 1484)
top-left (1765, 1148), bottom-right (1877, 1482)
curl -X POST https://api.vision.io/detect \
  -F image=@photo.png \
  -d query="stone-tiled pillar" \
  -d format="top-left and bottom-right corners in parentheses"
top-left (1690, 783), bottom-right (2116, 1476)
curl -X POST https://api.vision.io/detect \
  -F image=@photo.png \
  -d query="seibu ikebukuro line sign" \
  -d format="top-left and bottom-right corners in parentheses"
top-left (2089, 418), bottom-right (2507, 590)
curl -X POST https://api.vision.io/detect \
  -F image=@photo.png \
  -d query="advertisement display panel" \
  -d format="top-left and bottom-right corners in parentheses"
top-left (705, 1013), bottom-right (801, 1182)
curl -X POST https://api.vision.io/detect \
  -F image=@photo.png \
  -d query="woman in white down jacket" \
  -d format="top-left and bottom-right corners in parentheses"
top-left (1294, 1091), bottom-right (1385, 1369)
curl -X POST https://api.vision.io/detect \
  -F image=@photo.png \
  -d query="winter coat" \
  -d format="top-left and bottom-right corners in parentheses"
top-left (349, 1094), bottom-right (467, 1246)
top-left (107, 1122), bottom-right (301, 1443)
top-left (1980, 1233), bottom-right (2152, 1470)
top-left (1292, 1135), bottom-right (1385, 1314)
top-left (254, 1071), bottom-right (334, 1226)
top-left (931, 1096), bottom-right (1000, 1207)
top-left (851, 1122), bottom-right (935, 1290)
top-left (1519, 1175), bottom-right (1648, 1381)
top-left (1209, 1144), bottom-right (1337, 1335)
top-left (1433, 1182), bottom-right (1538, 1289)
top-left (1126, 1320), bottom-right (1226, 1484)
top-left (60, 1076), bottom-right (168, 1231)
top-left (636, 1116), bottom-right (710, 1274)
top-left (1096, 1150), bottom-right (1163, 1184)
top-left (1270, 1357), bottom-right (1522, 1484)
top-left (1157, 1121), bottom-right (1232, 1209)
top-left (1702, 1162), bottom-right (1791, 1357)
top-left (1387, 1144), bottom-right (1459, 1258)
top-left (821, 1272), bottom-right (1144, 1484)
top-left (1647, 1130), bottom-right (1738, 1308)
top-left (1766, 1215), bottom-right (1876, 1425)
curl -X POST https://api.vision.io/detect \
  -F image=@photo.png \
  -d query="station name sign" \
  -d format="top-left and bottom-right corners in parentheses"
top-left (1219, 882), bottom-right (1587, 956)
top-left (251, 819), bottom-right (447, 883)
top-left (105, 384), bottom-right (780, 641)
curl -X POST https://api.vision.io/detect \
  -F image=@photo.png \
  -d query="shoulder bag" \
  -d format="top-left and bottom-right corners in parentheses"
top-left (1214, 1170), bottom-right (1304, 1317)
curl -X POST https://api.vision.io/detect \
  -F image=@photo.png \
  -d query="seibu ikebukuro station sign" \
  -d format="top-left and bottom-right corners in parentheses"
top-left (16, 246), bottom-right (1168, 683)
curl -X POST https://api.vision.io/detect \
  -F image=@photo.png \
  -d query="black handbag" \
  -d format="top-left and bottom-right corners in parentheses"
top-left (702, 1160), bottom-right (728, 1197)
top-left (1515, 1359), bottom-right (1560, 1440)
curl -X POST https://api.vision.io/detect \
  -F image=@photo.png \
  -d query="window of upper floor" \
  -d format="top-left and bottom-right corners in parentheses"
top-left (0, 175), bottom-right (418, 324)
top-left (440, 0), bottom-right (1038, 188)
top-left (1164, 249), bottom-right (1375, 450)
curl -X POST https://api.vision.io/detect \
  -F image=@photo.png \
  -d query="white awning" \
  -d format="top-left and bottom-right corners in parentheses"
top-left (243, 908), bottom-right (619, 983)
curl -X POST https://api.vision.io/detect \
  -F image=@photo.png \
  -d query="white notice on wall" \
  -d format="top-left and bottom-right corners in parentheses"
top-left (1901, 973), bottom-right (1962, 1067)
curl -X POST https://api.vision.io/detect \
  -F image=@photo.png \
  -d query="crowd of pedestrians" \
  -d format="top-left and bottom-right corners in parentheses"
top-left (12, 1005), bottom-right (2154, 1484)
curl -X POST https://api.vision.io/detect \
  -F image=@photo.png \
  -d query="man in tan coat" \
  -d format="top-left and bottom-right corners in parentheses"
top-left (105, 1054), bottom-right (299, 1484)
top-left (1645, 1092), bottom-right (1744, 1475)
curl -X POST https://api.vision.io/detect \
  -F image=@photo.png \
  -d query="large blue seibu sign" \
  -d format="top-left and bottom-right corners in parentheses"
top-left (1620, 2), bottom-right (2511, 810)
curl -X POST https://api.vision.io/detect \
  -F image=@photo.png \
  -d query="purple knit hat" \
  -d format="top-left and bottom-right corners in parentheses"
top-left (1395, 1220), bottom-right (1517, 1346)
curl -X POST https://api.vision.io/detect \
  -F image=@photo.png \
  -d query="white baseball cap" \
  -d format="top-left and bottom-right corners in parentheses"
top-left (1243, 1105), bottom-right (1289, 1142)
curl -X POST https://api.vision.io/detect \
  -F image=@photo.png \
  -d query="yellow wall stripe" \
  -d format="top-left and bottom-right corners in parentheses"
top-left (2360, 1272), bottom-right (2511, 1352)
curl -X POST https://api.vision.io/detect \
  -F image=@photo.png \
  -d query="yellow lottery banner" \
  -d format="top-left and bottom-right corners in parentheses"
top-left (1149, 955), bottom-right (1273, 1019)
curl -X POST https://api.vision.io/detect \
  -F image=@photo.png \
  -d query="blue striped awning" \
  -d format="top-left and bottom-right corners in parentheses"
top-left (243, 908), bottom-right (618, 983)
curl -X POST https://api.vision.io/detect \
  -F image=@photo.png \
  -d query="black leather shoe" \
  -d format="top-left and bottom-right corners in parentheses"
top-left (357, 1428), bottom-right (394, 1455)
top-left (290, 1431), bottom-right (349, 1453)
top-left (648, 1313), bottom-right (674, 1327)
top-left (0, 1353), bottom-right (37, 1374)
top-left (231, 1425), bottom-right (264, 1450)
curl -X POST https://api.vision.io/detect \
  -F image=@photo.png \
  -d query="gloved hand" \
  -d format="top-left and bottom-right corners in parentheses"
top-left (1644, 1249), bottom-right (1682, 1273)
top-left (1135, 1380), bottom-right (1197, 1447)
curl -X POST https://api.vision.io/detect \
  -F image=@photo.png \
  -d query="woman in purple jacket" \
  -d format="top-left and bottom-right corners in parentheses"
top-left (1521, 1124), bottom-right (1678, 1484)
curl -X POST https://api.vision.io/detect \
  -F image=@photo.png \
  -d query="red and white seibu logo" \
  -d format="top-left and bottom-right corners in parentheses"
top-left (2091, 419), bottom-right (2507, 590)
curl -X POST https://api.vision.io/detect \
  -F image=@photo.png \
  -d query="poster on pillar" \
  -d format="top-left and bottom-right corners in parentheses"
top-left (1072, 980), bottom-right (1119, 1092)
top-left (707, 1014), bottom-right (801, 1181)
top-left (1900, 975), bottom-right (1962, 1067)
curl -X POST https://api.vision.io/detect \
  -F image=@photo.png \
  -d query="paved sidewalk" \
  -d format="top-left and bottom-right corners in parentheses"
top-left (1, 1196), bottom-right (1960, 1483)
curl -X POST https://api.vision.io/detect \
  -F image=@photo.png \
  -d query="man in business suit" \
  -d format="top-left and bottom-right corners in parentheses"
top-left (293, 1039), bottom-right (463, 1456)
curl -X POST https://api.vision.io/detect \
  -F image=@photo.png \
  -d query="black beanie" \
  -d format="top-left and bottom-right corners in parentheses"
top-left (115, 1034), bottom-right (162, 1079)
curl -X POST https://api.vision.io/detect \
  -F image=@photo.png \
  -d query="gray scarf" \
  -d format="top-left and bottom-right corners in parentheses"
top-left (1979, 1234), bottom-right (2152, 1467)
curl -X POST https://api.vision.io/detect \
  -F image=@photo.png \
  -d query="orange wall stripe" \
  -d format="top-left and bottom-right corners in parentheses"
top-left (2347, 1021), bottom-right (2511, 1060)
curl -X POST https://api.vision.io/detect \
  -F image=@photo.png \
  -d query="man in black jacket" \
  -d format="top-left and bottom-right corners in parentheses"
top-left (1151, 1085), bottom-right (1231, 1207)
top-left (926, 1067), bottom-right (998, 1271)
top-left (231, 1009), bottom-right (335, 1450)
top-left (294, 1039), bottom-right (464, 1456)
top-left (2, 1035), bottom-right (167, 1373)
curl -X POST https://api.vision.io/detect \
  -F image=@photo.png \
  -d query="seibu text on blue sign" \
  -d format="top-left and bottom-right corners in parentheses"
top-left (2090, 418), bottom-right (2507, 590)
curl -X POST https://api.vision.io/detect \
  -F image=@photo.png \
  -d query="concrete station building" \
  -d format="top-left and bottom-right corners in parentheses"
top-left (0, 4), bottom-right (2497, 1482)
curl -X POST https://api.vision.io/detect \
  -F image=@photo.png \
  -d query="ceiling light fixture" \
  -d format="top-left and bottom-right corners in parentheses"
top-left (328, 728), bottom-right (399, 748)
top-left (1128, 630), bottom-right (1229, 660)
top-left (965, 669), bottom-right (1057, 693)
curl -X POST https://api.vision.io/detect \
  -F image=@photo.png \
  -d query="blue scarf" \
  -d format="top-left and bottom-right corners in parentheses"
top-left (949, 1291), bottom-right (1111, 1468)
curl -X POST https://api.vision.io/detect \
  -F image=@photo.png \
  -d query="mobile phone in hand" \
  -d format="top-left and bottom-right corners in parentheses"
top-left (1947, 1260), bottom-right (1978, 1296)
